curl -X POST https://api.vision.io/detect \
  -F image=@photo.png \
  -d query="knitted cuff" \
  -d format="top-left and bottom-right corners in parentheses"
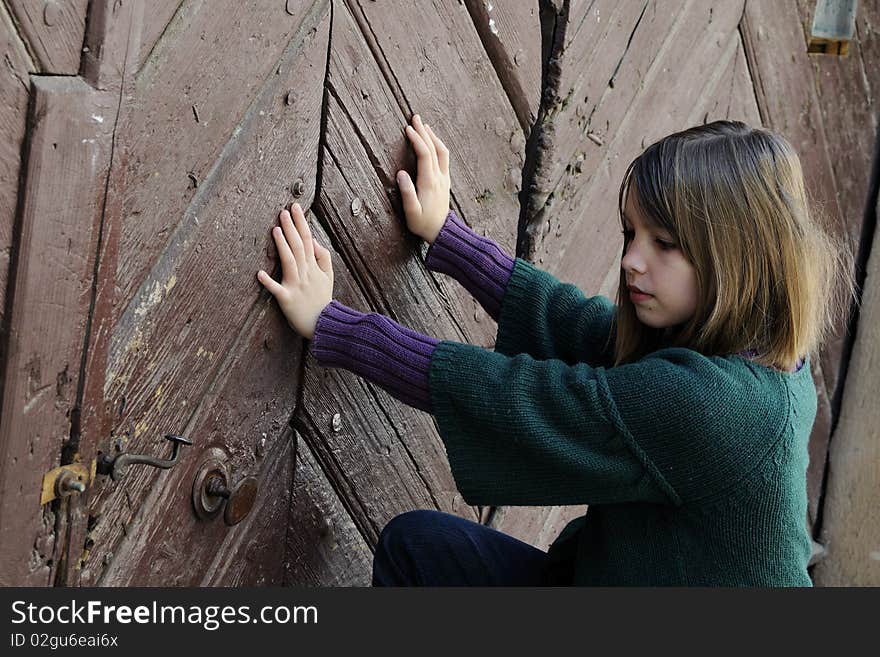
top-left (309, 300), bottom-right (439, 413)
top-left (424, 210), bottom-right (516, 321)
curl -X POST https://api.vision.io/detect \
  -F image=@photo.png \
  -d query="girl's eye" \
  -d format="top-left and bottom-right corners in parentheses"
top-left (621, 229), bottom-right (676, 251)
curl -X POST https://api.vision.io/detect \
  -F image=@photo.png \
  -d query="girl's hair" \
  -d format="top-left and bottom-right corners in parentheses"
top-left (611, 120), bottom-right (857, 371)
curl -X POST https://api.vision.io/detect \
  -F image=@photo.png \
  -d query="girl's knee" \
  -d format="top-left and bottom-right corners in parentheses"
top-left (378, 509), bottom-right (441, 546)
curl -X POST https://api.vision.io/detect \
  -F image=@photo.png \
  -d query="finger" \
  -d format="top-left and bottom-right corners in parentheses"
top-left (290, 203), bottom-right (316, 267)
top-left (272, 224), bottom-right (298, 282)
top-left (424, 124), bottom-right (449, 176)
top-left (280, 208), bottom-right (306, 271)
top-left (257, 269), bottom-right (286, 298)
top-left (397, 170), bottom-right (422, 220)
top-left (405, 124), bottom-right (435, 178)
top-left (413, 115), bottom-right (439, 175)
top-left (313, 238), bottom-right (333, 273)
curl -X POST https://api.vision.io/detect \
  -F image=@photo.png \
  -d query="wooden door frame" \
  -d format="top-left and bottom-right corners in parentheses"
top-left (0, 0), bottom-right (141, 587)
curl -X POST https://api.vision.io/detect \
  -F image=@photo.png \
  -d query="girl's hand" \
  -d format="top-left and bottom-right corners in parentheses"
top-left (397, 114), bottom-right (451, 244)
top-left (257, 203), bottom-right (333, 340)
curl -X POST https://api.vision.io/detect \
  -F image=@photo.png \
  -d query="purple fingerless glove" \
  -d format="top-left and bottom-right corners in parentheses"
top-left (309, 300), bottom-right (439, 413)
top-left (424, 210), bottom-right (515, 321)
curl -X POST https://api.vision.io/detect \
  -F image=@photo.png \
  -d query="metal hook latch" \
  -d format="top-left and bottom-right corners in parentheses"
top-left (97, 434), bottom-right (193, 482)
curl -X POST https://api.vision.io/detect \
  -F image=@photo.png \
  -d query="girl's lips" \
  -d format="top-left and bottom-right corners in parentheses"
top-left (629, 289), bottom-right (652, 303)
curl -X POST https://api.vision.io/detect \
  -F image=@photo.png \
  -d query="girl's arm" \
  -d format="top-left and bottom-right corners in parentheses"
top-left (399, 116), bottom-right (616, 366)
top-left (309, 300), bottom-right (438, 413)
top-left (422, 209), bottom-right (514, 321)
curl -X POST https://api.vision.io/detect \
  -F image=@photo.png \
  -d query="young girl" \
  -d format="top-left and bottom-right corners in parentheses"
top-left (256, 115), bottom-right (854, 586)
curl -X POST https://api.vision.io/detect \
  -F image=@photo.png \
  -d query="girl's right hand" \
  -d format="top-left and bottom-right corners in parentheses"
top-left (397, 114), bottom-right (450, 244)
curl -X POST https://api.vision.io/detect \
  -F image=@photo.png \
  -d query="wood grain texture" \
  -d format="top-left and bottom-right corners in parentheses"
top-left (0, 77), bottom-right (115, 586)
top-left (0, 3), bottom-right (32, 344)
top-left (135, 0), bottom-right (183, 73)
top-left (113, 0), bottom-right (326, 324)
top-left (81, 4), bottom-right (329, 585)
top-left (349, 0), bottom-right (523, 257)
top-left (97, 303), bottom-right (302, 585)
top-left (488, 504), bottom-right (587, 552)
top-left (811, 192), bottom-right (880, 586)
top-left (463, 0), bottom-right (542, 131)
top-left (6, 0), bottom-right (88, 73)
top-left (284, 430), bottom-right (373, 587)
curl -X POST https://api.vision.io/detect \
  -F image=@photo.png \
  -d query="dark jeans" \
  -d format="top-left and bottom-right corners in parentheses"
top-left (372, 509), bottom-right (552, 586)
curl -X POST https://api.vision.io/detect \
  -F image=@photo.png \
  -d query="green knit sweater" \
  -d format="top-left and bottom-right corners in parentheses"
top-left (428, 258), bottom-right (816, 586)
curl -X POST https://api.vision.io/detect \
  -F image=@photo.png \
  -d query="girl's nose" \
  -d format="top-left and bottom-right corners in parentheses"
top-left (621, 243), bottom-right (646, 274)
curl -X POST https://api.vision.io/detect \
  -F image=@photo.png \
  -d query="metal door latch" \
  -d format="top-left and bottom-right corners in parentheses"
top-left (40, 434), bottom-right (192, 505)
top-left (96, 433), bottom-right (192, 481)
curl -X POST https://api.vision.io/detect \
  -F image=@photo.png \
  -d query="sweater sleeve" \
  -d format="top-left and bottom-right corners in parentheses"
top-left (494, 257), bottom-right (618, 367)
top-left (428, 341), bottom-right (794, 507)
top-left (309, 300), bottom-right (438, 413)
top-left (423, 210), bottom-right (515, 321)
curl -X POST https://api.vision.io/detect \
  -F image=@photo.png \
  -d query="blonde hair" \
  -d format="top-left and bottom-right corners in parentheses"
top-left (611, 120), bottom-right (857, 371)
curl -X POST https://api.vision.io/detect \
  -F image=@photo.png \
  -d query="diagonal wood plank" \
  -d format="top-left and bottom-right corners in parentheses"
top-left (463, 0), bottom-right (542, 131)
top-left (283, 429), bottom-right (373, 586)
top-left (114, 0), bottom-right (326, 323)
top-left (83, 4), bottom-right (330, 583)
top-left (6, 0), bottom-right (87, 73)
top-left (348, 0), bottom-right (523, 256)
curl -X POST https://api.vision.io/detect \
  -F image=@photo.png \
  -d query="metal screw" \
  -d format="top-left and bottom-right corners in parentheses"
top-left (331, 413), bottom-right (342, 433)
top-left (350, 197), bottom-right (363, 216)
top-left (291, 179), bottom-right (305, 197)
top-left (285, 91), bottom-right (295, 106)
top-left (56, 470), bottom-right (86, 498)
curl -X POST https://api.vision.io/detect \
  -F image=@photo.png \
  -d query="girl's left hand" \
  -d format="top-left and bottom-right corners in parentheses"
top-left (257, 203), bottom-right (334, 340)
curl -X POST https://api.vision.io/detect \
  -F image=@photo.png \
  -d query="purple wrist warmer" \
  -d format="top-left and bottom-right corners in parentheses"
top-left (424, 210), bottom-right (515, 321)
top-left (309, 300), bottom-right (440, 412)
top-left (308, 211), bottom-right (516, 413)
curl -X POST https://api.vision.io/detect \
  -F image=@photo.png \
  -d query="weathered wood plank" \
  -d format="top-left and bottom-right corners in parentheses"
top-left (349, 0), bottom-right (523, 256)
top-left (463, 0), bottom-right (542, 130)
top-left (6, 0), bottom-right (87, 73)
top-left (794, 0), bottom-right (878, 249)
top-left (136, 0), bottom-right (183, 73)
top-left (114, 0), bottom-right (326, 323)
top-left (284, 430), bottom-right (373, 587)
top-left (0, 76), bottom-right (116, 586)
top-left (811, 192), bottom-right (880, 586)
top-left (97, 302), bottom-right (301, 585)
top-left (0, 3), bottom-right (33, 342)
top-left (81, 4), bottom-right (330, 583)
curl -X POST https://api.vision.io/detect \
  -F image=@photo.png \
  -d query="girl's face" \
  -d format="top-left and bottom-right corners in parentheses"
top-left (620, 188), bottom-right (699, 329)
